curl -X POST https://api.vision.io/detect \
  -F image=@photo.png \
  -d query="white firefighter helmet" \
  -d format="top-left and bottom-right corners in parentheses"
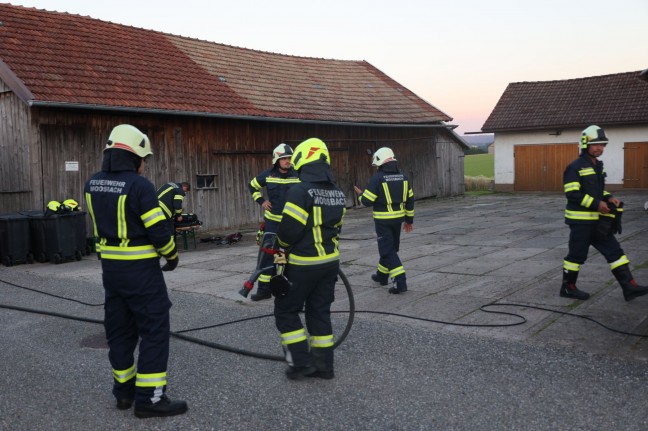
top-left (272, 143), bottom-right (294, 165)
top-left (579, 125), bottom-right (608, 150)
top-left (372, 147), bottom-right (396, 166)
top-left (104, 124), bottom-right (152, 158)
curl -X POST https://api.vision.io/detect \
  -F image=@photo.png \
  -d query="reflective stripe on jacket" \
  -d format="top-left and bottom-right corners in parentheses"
top-left (85, 171), bottom-right (177, 261)
top-left (248, 166), bottom-right (299, 223)
top-left (277, 179), bottom-right (346, 267)
top-left (157, 182), bottom-right (185, 219)
top-left (563, 153), bottom-right (612, 225)
top-left (358, 161), bottom-right (414, 223)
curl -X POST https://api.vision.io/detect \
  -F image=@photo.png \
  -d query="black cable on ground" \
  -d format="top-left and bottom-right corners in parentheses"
top-left (352, 304), bottom-right (527, 328)
top-left (0, 278), bottom-right (104, 306)
top-left (482, 302), bottom-right (648, 337)
top-left (0, 303), bottom-right (104, 325)
top-left (0, 270), bottom-right (356, 362)
top-left (2, 274), bottom-right (648, 363)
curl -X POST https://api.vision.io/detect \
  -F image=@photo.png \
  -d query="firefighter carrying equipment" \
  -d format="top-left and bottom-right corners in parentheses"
top-left (371, 147), bottom-right (396, 167)
top-left (272, 143), bottom-right (294, 165)
top-left (105, 124), bottom-right (153, 158)
top-left (579, 125), bottom-right (608, 151)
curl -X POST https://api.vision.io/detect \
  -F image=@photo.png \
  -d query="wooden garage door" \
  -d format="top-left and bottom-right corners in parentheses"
top-left (623, 142), bottom-right (648, 188)
top-left (514, 144), bottom-right (578, 191)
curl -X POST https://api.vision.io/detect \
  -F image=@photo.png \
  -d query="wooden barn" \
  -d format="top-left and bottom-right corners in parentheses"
top-left (0, 4), bottom-right (467, 231)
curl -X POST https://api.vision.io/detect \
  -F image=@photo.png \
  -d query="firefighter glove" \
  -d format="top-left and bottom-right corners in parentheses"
top-left (274, 250), bottom-right (288, 264)
top-left (612, 202), bottom-right (623, 235)
top-left (162, 257), bottom-right (179, 271)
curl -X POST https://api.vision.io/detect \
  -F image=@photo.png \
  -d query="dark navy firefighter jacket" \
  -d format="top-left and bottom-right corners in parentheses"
top-left (358, 161), bottom-right (414, 224)
top-left (563, 153), bottom-right (615, 226)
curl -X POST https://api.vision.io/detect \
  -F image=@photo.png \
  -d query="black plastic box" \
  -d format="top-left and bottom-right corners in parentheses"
top-left (23, 211), bottom-right (88, 264)
top-left (0, 213), bottom-right (33, 266)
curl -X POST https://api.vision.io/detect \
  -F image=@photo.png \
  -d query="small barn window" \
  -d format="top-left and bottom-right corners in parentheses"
top-left (196, 174), bottom-right (218, 190)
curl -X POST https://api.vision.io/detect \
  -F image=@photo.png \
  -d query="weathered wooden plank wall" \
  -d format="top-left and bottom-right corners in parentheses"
top-left (0, 81), bottom-right (34, 212)
top-left (436, 129), bottom-right (466, 196)
top-left (1, 107), bottom-right (465, 232)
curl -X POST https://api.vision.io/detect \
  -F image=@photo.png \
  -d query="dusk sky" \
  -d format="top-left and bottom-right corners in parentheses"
top-left (6, 0), bottom-right (648, 135)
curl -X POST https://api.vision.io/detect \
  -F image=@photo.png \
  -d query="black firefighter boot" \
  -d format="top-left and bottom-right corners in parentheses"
top-left (389, 276), bottom-right (407, 294)
top-left (612, 265), bottom-right (648, 302)
top-left (251, 284), bottom-right (272, 301)
top-left (559, 270), bottom-right (589, 300)
top-left (284, 343), bottom-right (317, 380)
top-left (134, 395), bottom-right (188, 419)
top-left (371, 272), bottom-right (389, 286)
top-left (309, 347), bottom-right (335, 380)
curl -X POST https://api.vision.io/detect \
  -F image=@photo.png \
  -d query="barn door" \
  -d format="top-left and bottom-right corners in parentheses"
top-left (514, 144), bottom-right (577, 191)
top-left (39, 124), bottom-right (98, 207)
top-left (623, 142), bottom-right (648, 188)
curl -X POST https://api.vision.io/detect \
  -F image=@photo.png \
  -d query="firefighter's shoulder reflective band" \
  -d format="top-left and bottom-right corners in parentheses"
top-left (283, 202), bottom-right (308, 225)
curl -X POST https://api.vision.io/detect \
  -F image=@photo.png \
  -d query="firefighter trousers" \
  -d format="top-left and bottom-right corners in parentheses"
top-left (102, 258), bottom-right (172, 404)
top-left (274, 262), bottom-right (338, 368)
top-left (564, 224), bottom-right (626, 270)
top-left (374, 219), bottom-right (406, 282)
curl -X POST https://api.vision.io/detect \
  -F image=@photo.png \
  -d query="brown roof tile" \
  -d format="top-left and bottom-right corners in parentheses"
top-left (481, 71), bottom-right (648, 132)
top-left (0, 4), bottom-right (450, 124)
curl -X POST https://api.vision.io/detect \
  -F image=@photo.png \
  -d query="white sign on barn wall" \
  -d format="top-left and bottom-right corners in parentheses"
top-left (65, 161), bottom-right (79, 172)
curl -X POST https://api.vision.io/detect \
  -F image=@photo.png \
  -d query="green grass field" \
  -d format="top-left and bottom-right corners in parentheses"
top-left (464, 153), bottom-right (494, 178)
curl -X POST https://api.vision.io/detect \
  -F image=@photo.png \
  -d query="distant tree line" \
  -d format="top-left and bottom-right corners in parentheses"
top-left (464, 146), bottom-right (488, 155)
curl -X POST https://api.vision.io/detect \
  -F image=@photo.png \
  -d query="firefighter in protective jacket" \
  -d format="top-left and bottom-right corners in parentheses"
top-left (561, 125), bottom-right (648, 301)
top-left (84, 124), bottom-right (187, 418)
top-left (274, 137), bottom-right (346, 380)
top-left (247, 143), bottom-right (300, 301)
top-left (354, 147), bottom-right (414, 294)
top-left (157, 182), bottom-right (190, 235)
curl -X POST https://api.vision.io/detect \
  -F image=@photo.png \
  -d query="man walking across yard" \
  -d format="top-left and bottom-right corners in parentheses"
top-left (354, 147), bottom-right (414, 294)
top-left (561, 125), bottom-right (648, 301)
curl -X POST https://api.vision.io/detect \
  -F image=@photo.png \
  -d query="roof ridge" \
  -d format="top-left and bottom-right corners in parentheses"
top-left (510, 70), bottom-right (644, 85)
